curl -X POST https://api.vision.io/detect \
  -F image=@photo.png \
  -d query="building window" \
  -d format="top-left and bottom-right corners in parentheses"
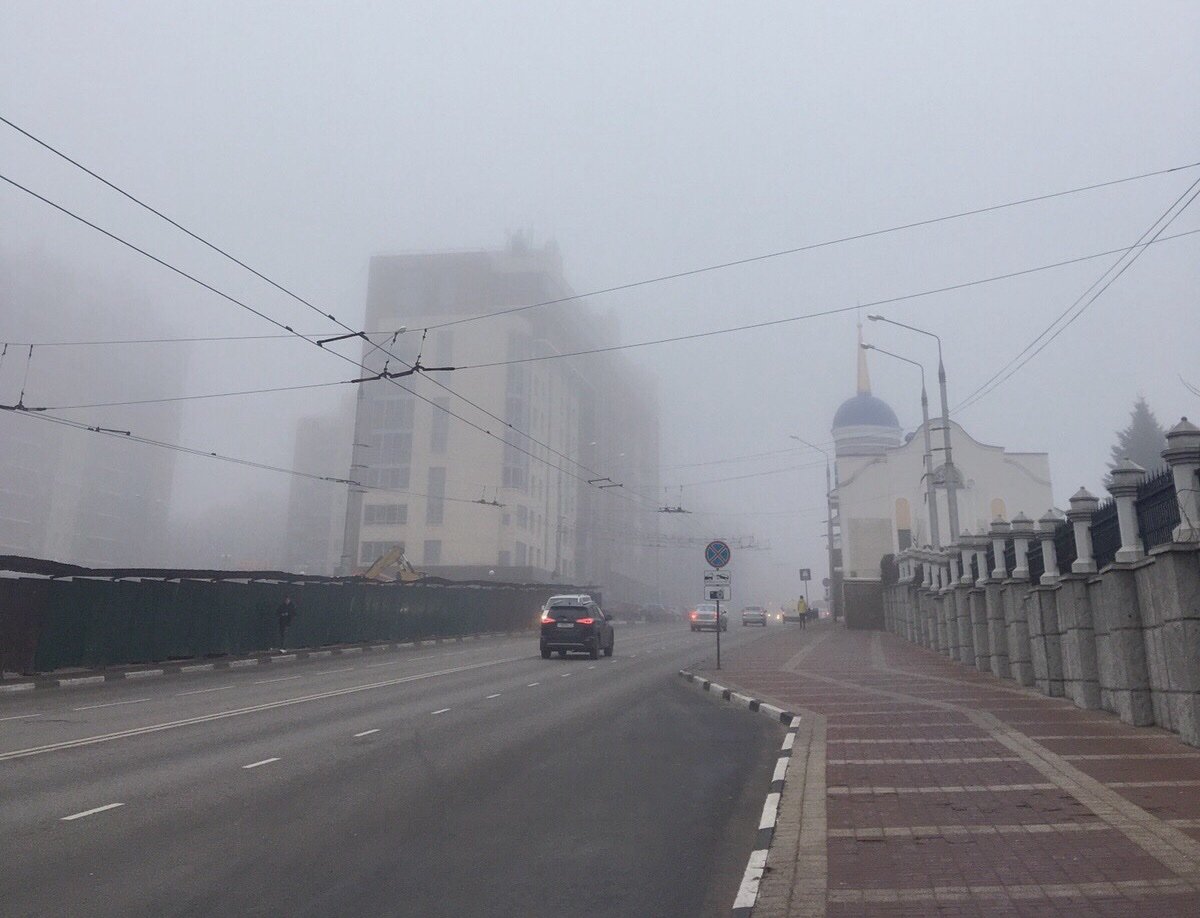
top-left (430, 398), bottom-right (450, 454)
top-left (423, 540), bottom-right (442, 565)
top-left (360, 541), bottom-right (404, 565)
top-left (364, 504), bottom-right (408, 525)
top-left (516, 505), bottom-right (528, 528)
top-left (514, 541), bottom-right (527, 565)
top-left (426, 467), bottom-right (446, 524)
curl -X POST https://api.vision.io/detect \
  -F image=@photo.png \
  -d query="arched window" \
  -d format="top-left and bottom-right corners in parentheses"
top-left (990, 498), bottom-right (1007, 520)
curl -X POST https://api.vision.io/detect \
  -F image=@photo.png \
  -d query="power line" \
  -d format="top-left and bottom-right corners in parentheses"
top-left (0, 115), bottom-right (647, 507)
top-left (30, 379), bottom-right (354, 411)
top-left (954, 175), bottom-right (1200, 412)
top-left (0, 171), bottom-right (648, 506)
top-left (450, 228), bottom-right (1200, 371)
top-left (1, 406), bottom-right (497, 507)
top-left (413, 161), bottom-right (1200, 332)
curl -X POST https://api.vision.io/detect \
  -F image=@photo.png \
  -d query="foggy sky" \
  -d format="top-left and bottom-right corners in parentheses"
top-left (2, 1), bottom-right (1197, 599)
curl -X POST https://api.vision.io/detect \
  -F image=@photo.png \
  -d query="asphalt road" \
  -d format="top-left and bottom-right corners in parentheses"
top-left (0, 622), bottom-right (780, 917)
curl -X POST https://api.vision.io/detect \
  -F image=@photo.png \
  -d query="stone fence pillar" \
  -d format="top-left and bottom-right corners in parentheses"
top-left (986, 519), bottom-right (1011, 679)
top-left (1004, 514), bottom-right (1037, 687)
top-left (954, 536), bottom-right (976, 667)
top-left (1093, 462), bottom-right (1153, 725)
top-left (1069, 487), bottom-right (1099, 574)
top-left (1164, 417), bottom-right (1200, 542)
top-left (967, 531), bottom-right (991, 673)
top-left (1027, 512), bottom-right (1065, 697)
top-left (1038, 511), bottom-right (1061, 585)
top-left (1110, 458), bottom-right (1147, 563)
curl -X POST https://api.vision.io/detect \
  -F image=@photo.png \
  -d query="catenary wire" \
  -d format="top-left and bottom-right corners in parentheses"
top-left (954, 175), bottom-right (1200, 412)
top-left (449, 228), bottom-right (1200, 371)
top-left (0, 172), bottom-right (653, 508)
top-left (0, 119), bottom-right (659, 506)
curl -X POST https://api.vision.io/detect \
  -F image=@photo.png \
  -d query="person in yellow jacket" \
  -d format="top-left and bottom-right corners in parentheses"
top-left (796, 597), bottom-right (808, 629)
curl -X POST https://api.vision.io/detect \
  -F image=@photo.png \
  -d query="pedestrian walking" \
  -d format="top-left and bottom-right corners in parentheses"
top-left (797, 598), bottom-right (807, 629)
top-left (277, 595), bottom-right (297, 650)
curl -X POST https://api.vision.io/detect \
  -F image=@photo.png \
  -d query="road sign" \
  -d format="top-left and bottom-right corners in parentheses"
top-left (704, 569), bottom-right (731, 601)
top-left (705, 540), bottom-right (731, 569)
top-left (799, 568), bottom-right (812, 582)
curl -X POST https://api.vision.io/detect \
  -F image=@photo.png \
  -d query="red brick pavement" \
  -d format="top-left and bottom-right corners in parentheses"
top-left (699, 622), bottom-right (1200, 917)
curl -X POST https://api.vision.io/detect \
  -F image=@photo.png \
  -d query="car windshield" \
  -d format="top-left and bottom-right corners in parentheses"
top-left (696, 603), bottom-right (718, 613)
top-left (547, 605), bottom-right (590, 616)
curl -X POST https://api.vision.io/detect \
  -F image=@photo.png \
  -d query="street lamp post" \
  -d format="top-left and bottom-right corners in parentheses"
top-left (862, 343), bottom-right (940, 548)
top-left (867, 315), bottom-right (961, 540)
top-left (789, 433), bottom-right (837, 621)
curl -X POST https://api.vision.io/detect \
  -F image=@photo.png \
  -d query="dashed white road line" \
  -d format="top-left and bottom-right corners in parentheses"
top-left (61, 802), bottom-right (124, 821)
top-left (560, 672), bottom-right (572, 678)
top-left (73, 698), bottom-right (150, 712)
top-left (353, 729), bottom-right (380, 738)
top-left (431, 708), bottom-right (451, 715)
top-left (175, 685), bottom-right (236, 697)
top-left (587, 665), bottom-right (596, 670)
top-left (486, 693), bottom-right (502, 699)
top-left (242, 757), bottom-right (279, 770)
top-left (0, 713), bottom-right (43, 722)
top-left (253, 675), bottom-right (301, 685)
top-left (527, 682), bottom-right (540, 687)
top-left (313, 667), bottom-right (356, 675)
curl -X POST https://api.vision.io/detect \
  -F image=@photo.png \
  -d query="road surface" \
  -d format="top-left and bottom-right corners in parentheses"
top-left (1, 622), bottom-right (779, 917)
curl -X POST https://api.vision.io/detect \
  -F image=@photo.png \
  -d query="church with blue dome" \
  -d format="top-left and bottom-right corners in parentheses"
top-left (827, 328), bottom-right (1052, 629)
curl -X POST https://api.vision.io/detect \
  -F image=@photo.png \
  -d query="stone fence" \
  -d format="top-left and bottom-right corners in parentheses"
top-left (883, 417), bottom-right (1200, 745)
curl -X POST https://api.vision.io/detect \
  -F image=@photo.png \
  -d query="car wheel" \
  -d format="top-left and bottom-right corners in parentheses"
top-left (541, 646), bottom-right (551, 659)
top-left (604, 639), bottom-right (613, 657)
top-left (588, 641), bottom-right (600, 660)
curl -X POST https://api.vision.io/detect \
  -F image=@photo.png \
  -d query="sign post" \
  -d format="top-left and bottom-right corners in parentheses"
top-left (705, 541), bottom-right (732, 670)
top-left (799, 567), bottom-right (812, 612)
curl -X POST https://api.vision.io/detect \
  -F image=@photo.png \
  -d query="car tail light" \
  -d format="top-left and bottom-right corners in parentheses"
top-left (575, 617), bottom-right (594, 625)
top-left (540, 613), bottom-right (555, 625)
top-left (689, 611), bottom-right (698, 620)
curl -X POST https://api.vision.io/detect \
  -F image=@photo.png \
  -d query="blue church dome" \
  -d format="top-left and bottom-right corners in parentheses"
top-left (832, 393), bottom-right (900, 430)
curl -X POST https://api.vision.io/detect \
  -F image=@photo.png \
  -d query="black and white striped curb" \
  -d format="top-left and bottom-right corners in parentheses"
top-left (0, 631), bottom-right (519, 693)
top-left (678, 670), bottom-right (801, 917)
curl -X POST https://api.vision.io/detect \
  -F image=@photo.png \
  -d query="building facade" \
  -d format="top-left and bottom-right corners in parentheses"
top-left (832, 337), bottom-right (1052, 628)
top-left (339, 238), bottom-right (660, 602)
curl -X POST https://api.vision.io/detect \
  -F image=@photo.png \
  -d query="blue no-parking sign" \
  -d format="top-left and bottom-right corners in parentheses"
top-left (705, 540), bottom-right (731, 569)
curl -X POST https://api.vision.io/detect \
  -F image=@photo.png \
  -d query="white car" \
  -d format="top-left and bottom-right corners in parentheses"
top-left (689, 602), bottom-right (728, 632)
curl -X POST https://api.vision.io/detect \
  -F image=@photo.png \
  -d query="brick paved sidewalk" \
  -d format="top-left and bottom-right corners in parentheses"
top-left (700, 621), bottom-right (1200, 917)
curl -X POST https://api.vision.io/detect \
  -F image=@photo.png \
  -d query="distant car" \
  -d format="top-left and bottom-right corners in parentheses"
top-left (741, 605), bottom-right (767, 627)
top-left (782, 606), bottom-right (805, 623)
top-left (540, 600), bottom-right (614, 660)
top-left (689, 602), bottom-right (728, 632)
top-left (542, 593), bottom-right (593, 611)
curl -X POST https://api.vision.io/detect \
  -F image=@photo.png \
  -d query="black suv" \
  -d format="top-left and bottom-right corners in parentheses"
top-left (540, 600), bottom-right (615, 660)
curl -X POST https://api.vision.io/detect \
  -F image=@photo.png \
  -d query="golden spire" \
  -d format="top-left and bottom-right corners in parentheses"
top-left (856, 322), bottom-right (871, 395)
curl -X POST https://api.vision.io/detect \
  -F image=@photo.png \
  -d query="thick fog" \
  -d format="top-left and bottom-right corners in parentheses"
top-left (1, 2), bottom-right (1197, 601)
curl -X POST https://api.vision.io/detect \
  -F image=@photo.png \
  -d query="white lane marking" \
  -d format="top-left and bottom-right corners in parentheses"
top-left (242, 757), bottom-right (280, 770)
top-left (560, 672), bottom-right (572, 678)
top-left (176, 685), bottom-right (235, 697)
top-left (0, 655), bottom-right (525, 763)
top-left (773, 757), bottom-right (790, 783)
top-left (228, 659), bottom-right (259, 669)
top-left (733, 848), bottom-right (769, 910)
top-left (313, 667), bottom-right (356, 675)
top-left (527, 682), bottom-right (540, 687)
top-left (782, 733), bottom-right (796, 751)
top-left (758, 791), bottom-right (781, 830)
top-left (0, 713), bottom-right (43, 722)
top-left (587, 665), bottom-right (596, 670)
top-left (486, 693), bottom-right (501, 699)
top-left (61, 802), bottom-right (124, 821)
top-left (354, 729), bottom-right (380, 738)
top-left (180, 663), bottom-right (214, 673)
top-left (366, 660), bottom-right (401, 668)
top-left (253, 675), bottom-right (301, 685)
top-left (73, 698), bottom-right (150, 712)
top-left (431, 708), bottom-right (451, 715)
top-left (125, 669), bottom-right (164, 680)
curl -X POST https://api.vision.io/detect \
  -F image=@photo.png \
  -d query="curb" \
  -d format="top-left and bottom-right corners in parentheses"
top-left (0, 630), bottom-right (530, 693)
top-left (679, 670), bottom-right (801, 917)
